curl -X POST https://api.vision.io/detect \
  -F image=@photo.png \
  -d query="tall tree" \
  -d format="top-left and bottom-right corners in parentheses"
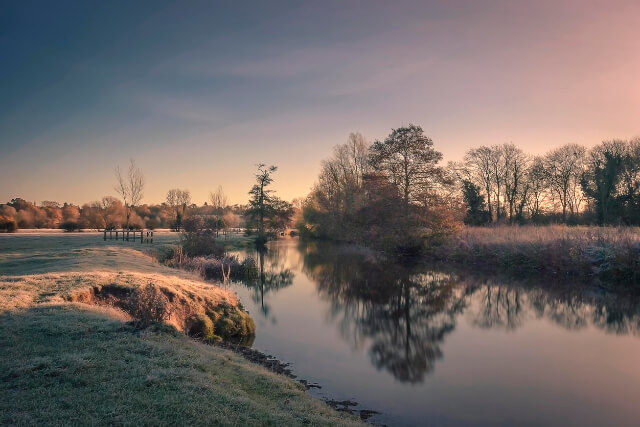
top-left (545, 144), bottom-right (586, 222)
top-left (462, 180), bottom-right (489, 225)
top-left (209, 185), bottom-right (229, 235)
top-left (209, 185), bottom-right (228, 214)
top-left (501, 143), bottom-right (530, 222)
top-left (581, 141), bottom-right (625, 224)
top-left (247, 164), bottom-right (293, 244)
top-left (525, 157), bottom-right (549, 220)
top-left (618, 138), bottom-right (640, 223)
top-left (369, 124), bottom-right (444, 215)
top-left (114, 159), bottom-right (144, 230)
top-left (463, 146), bottom-right (495, 221)
top-left (166, 189), bottom-right (191, 231)
top-left (488, 146), bottom-right (506, 221)
top-left (307, 133), bottom-right (371, 239)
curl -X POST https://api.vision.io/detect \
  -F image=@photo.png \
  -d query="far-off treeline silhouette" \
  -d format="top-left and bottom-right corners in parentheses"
top-left (2, 126), bottom-right (640, 246)
top-left (0, 195), bottom-right (247, 233)
top-left (0, 160), bottom-right (293, 239)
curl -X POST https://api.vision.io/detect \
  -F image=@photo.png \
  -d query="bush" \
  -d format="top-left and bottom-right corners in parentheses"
top-left (0, 216), bottom-right (17, 232)
top-left (171, 252), bottom-right (258, 282)
top-left (127, 283), bottom-right (172, 328)
top-left (209, 302), bottom-right (255, 344)
top-left (60, 221), bottom-right (79, 232)
top-left (181, 231), bottom-right (225, 257)
top-left (187, 314), bottom-right (215, 340)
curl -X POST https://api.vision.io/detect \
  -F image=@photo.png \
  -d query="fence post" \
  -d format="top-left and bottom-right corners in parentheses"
top-left (104, 230), bottom-right (106, 241)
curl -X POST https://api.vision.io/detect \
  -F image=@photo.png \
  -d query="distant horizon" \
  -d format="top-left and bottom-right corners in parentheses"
top-left (2, 1), bottom-right (639, 205)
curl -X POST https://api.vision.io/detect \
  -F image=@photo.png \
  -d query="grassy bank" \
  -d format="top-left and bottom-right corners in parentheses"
top-left (0, 235), bottom-right (361, 426)
top-left (0, 304), bottom-right (360, 425)
top-left (429, 225), bottom-right (640, 287)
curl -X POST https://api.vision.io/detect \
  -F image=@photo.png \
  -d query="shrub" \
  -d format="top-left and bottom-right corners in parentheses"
top-left (181, 231), bottom-right (225, 257)
top-left (187, 314), bottom-right (215, 340)
top-left (209, 302), bottom-right (255, 344)
top-left (60, 221), bottom-right (79, 232)
top-left (0, 215), bottom-right (17, 232)
top-left (127, 283), bottom-right (172, 328)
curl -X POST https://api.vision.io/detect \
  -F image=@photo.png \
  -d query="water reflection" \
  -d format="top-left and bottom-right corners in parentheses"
top-left (241, 247), bottom-right (294, 320)
top-left (471, 285), bottom-right (526, 330)
top-left (301, 242), bottom-right (469, 383)
top-left (242, 240), bottom-right (640, 384)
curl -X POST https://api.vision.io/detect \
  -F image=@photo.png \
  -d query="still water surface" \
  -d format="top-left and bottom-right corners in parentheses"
top-left (232, 238), bottom-right (640, 426)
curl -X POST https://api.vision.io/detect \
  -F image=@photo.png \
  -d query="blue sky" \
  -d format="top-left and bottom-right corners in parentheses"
top-left (1, 0), bottom-right (639, 204)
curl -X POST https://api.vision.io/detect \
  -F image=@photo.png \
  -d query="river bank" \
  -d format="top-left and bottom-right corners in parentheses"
top-left (425, 225), bottom-right (640, 289)
top-left (0, 234), bottom-right (362, 426)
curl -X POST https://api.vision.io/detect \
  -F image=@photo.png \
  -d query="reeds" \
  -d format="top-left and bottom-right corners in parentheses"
top-left (432, 225), bottom-right (640, 286)
top-left (170, 248), bottom-right (257, 283)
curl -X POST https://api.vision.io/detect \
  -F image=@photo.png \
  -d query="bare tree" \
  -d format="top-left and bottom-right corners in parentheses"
top-left (488, 146), bottom-right (506, 221)
top-left (114, 159), bottom-right (144, 230)
top-left (525, 156), bottom-right (550, 219)
top-left (463, 146), bottom-right (495, 221)
top-left (501, 143), bottom-right (530, 222)
top-left (544, 144), bottom-right (586, 222)
top-left (209, 185), bottom-right (228, 213)
top-left (166, 189), bottom-right (191, 230)
top-left (209, 185), bottom-right (229, 235)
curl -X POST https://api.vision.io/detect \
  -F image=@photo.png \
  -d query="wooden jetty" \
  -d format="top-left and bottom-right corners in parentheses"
top-left (103, 229), bottom-right (154, 243)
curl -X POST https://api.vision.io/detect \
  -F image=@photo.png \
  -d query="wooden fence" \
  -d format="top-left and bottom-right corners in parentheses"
top-left (103, 229), bottom-right (154, 243)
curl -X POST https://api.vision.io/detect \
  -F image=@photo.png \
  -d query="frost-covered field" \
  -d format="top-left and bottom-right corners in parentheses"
top-left (0, 232), bottom-right (360, 426)
top-left (0, 232), bottom-right (180, 275)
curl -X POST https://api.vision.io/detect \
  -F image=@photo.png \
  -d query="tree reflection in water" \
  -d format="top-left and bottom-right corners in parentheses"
top-left (239, 240), bottom-right (640, 383)
top-left (241, 246), bottom-right (294, 320)
top-left (297, 241), bottom-right (640, 383)
top-left (301, 242), bottom-right (469, 383)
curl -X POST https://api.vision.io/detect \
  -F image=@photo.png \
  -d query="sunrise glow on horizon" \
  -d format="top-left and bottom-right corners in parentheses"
top-left (2, 0), bottom-right (639, 206)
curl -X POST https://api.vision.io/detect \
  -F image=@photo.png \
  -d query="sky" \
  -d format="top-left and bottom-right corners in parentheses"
top-left (1, 0), bottom-right (639, 205)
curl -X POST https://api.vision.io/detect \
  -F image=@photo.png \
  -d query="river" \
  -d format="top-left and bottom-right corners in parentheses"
top-left (231, 238), bottom-right (640, 426)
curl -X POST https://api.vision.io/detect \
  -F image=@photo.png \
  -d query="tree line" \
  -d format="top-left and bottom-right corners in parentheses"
top-left (298, 126), bottom-right (640, 251)
top-left (456, 138), bottom-right (640, 225)
top-left (0, 196), bottom-right (247, 232)
top-left (4, 132), bottom-right (639, 240)
top-left (0, 160), bottom-right (293, 236)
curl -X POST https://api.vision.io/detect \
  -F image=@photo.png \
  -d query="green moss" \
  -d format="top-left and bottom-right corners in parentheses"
top-left (209, 303), bottom-right (256, 345)
top-left (187, 314), bottom-right (215, 340)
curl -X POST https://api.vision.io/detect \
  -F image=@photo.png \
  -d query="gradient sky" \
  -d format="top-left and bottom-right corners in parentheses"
top-left (1, 0), bottom-right (639, 205)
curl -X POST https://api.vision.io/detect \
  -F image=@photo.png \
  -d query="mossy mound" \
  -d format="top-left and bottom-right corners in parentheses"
top-left (207, 302), bottom-right (256, 345)
top-left (186, 313), bottom-right (215, 340)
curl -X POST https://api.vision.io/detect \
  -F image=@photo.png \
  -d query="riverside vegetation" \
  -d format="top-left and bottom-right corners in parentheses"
top-left (0, 234), bottom-right (362, 426)
top-left (295, 126), bottom-right (640, 288)
top-left (429, 225), bottom-right (640, 288)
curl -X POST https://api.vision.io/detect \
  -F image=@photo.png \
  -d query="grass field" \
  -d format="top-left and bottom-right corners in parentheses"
top-left (0, 233), bottom-right (361, 426)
